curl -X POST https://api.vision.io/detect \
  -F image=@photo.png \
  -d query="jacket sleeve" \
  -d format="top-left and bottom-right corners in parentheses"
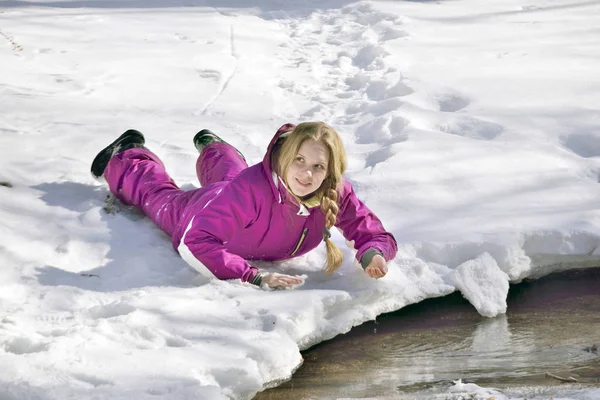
top-left (178, 177), bottom-right (261, 284)
top-left (334, 180), bottom-right (398, 267)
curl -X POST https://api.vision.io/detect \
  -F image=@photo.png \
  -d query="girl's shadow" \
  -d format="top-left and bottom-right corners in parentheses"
top-left (32, 181), bottom-right (206, 292)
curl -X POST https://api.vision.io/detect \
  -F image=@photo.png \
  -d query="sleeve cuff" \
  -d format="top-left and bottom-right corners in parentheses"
top-left (251, 271), bottom-right (264, 286)
top-left (360, 248), bottom-right (384, 270)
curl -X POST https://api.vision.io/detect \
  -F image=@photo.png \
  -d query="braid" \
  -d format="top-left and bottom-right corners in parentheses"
top-left (274, 121), bottom-right (348, 274)
top-left (321, 187), bottom-right (343, 274)
top-left (322, 187), bottom-right (339, 229)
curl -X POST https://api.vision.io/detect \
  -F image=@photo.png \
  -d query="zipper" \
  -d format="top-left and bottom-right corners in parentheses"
top-left (291, 228), bottom-right (308, 256)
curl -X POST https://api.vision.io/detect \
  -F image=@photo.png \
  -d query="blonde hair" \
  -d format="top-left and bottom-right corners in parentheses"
top-left (274, 122), bottom-right (348, 273)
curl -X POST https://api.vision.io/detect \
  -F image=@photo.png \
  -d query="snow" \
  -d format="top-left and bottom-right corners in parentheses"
top-left (1, 0), bottom-right (599, 398)
top-left (443, 380), bottom-right (600, 400)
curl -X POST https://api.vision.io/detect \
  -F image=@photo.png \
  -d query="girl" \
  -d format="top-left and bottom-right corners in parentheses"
top-left (91, 122), bottom-right (397, 289)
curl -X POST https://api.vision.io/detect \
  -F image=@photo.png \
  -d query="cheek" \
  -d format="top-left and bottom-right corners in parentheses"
top-left (285, 164), bottom-right (298, 181)
top-left (315, 170), bottom-right (327, 185)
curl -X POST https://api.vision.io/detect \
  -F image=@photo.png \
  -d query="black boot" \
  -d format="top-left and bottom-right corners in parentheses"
top-left (91, 129), bottom-right (145, 179)
top-left (193, 129), bottom-right (245, 161)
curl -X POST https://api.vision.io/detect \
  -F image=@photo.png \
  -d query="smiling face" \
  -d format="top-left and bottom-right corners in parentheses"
top-left (285, 139), bottom-right (330, 197)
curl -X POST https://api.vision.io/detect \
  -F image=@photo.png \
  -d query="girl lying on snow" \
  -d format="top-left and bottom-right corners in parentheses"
top-left (90, 122), bottom-right (397, 289)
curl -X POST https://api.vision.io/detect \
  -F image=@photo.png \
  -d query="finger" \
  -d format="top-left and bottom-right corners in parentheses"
top-left (270, 279), bottom-right (289, 288)
top-left (266, 274), bottom-right (300, 284)
top-left (274, 280), bottom-right (294, 288)
top-left (273, 281), bottom-right (298, 289)
top-left (282, 278), bottom-right (303, 287)
top-left (274, 277), bottom-right (302, 287)
top-left (370, 267), bottom-right (384, 279)
top-left (281, 275), bottom-right (304, 284)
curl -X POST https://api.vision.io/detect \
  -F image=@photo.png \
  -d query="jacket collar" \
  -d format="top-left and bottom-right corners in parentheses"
top-left (271, 172), bottom-right (322, 216)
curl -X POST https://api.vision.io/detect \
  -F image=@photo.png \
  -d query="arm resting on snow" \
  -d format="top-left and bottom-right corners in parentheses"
top-left (360, 248), bottom-right (385, 270)
top-left (178, 180), bottom-right (261, 285)
top-left (335, 180), bottom-right (397, 268)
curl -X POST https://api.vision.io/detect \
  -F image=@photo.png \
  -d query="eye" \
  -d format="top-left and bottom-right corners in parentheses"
top-left (296, 156), bottom-right (305, 162)
top-left (315, 164), bottom-right (325, 170)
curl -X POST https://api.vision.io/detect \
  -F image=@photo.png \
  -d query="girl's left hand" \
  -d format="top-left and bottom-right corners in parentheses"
top-left (365, 254), bottom-right (388, 279)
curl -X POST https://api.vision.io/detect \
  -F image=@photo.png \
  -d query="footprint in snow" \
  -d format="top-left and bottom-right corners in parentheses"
top-left (50, 74), bottom-right (86, 91)
top-left (438, 117), bottom-right (504, 141)
top-left (341, 3), bottom-right (410, 42)
top-left (325, 27), bottom-right (363, 45)
top-left (72, 373), bottom-right (113, 387)
top-left (437, 92), bottom-right (470, 112)
top-left (336, 91), bottom-right (355, 99)
top-left (345, 72), bottom-right (371, 91)
top-left (356, 117), bottom-right (388, 144)
top-left (380, 27), bottom-right (409, 41)
top-left (261, 314), bottom-right (278, 332)
top-left (32, 48), bottom-right (53, 54)
top-left (301, 104), bottom-right (325, 119)
top-left (355, 115), bottom-right (408, 145)
top-left (560, 132), bottom-right (600, 158)
top-left (352, 44), bottom-right (388, 70)
top-left (368, 98), bottom-right (405, 117)
top-left (344, 3), bottom-right (402, 26)
top-left (165, 335), bottom-right (189, 348)
top-left (366, 79), bottom-right (414, 101)
top-left (389, 115), bottom-right (410, 138)
top-left (37, 313), bottom-right (75, 324)
top-left (133, 326), bottom-right (188, 348)
top-left (87, 301), bottom-right (136, 319)
top-left (366, 146), bottom-right (398, 169)
top-left (174, 33), bottom-right (192, 42)
top-left (344, 73), bottom-right (413, 101)
top-left (2, 337), bottom-right (49, 354)
top-left (197, 69), bottom-right (221, 81)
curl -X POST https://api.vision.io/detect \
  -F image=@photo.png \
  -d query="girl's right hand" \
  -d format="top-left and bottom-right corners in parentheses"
top-left (261, 272), bottom-right (305, 289)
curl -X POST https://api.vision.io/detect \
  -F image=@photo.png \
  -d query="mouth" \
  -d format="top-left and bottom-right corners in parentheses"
top-left (295, 178), bottom-right (311, 188)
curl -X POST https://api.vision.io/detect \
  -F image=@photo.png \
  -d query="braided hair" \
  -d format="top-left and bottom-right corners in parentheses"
top-left (274, 122), bottom-right (347, 273)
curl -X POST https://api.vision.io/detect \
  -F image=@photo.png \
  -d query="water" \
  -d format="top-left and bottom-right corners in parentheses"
top-left (256, 268), bottom-right (600, 399)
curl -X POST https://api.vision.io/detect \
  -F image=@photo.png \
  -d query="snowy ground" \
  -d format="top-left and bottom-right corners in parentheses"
top-left (1, 0), bottom-right (599, 398)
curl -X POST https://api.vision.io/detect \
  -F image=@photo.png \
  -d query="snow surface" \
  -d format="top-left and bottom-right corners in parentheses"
top-left (1, 0), bottom-right (599, 398)
top-left (441, 380), bottom-right (600, 400)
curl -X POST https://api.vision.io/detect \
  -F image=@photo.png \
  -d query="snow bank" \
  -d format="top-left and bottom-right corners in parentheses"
top-left (2, 0), bottom-right (600, 398)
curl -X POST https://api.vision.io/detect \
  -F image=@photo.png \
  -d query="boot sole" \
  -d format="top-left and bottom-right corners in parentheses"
top-left (193, 129), bottom-right (246, 161)
top-left (91, 129), bottom-right (145, 179)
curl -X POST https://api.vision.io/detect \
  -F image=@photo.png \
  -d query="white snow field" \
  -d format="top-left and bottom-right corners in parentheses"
top-left (1, 0), bottom-right (599, 398)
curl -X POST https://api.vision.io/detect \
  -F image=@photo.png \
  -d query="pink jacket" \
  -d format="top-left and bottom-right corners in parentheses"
top-left (173, 124), bottom-right (398, 283)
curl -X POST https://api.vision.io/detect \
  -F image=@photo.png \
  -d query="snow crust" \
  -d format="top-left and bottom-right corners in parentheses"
top-left (1, 0), bottom-right (600, 398)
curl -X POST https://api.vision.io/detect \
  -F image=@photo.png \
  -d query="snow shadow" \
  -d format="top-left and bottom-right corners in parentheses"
top-left (32, 181), bottom-right (200, 292)
top-left (560, 131), bottom-right (600, 158)
top-left (0, 0), bottom-right (360, 18)
top-left (420, 0), bottom-right (599, 22)
top-left (32, 181), bottom-right (104, 213)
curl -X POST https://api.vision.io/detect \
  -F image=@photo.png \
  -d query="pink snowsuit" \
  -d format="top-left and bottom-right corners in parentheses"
top-left (104, 123), bottom-right (397, 284)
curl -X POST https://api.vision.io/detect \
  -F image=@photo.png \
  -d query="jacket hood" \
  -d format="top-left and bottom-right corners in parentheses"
top-left (261, 123), bottom-right (296, 205)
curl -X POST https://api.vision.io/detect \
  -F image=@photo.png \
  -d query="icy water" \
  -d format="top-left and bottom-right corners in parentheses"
top-left (256, 268), bottom-right (600, 399)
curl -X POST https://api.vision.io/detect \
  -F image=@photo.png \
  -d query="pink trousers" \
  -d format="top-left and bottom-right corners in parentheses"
top-left (104, 142), bottom-right (247, 238)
